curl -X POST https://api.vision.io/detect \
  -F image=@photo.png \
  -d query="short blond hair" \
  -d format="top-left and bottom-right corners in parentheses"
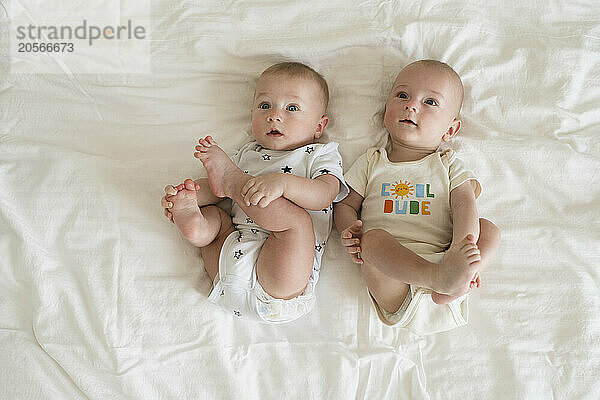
top-left (259, 62), bottom-right (329, 112)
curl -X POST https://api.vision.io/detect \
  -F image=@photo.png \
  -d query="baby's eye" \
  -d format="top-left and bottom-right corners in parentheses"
top-left (397, 92), bottom-right (408, 99)
top-left (286, 104), bottom-right (300, 112)
top-left (424, 99), bottom-right (438, 106)
top-left (259, 102), bottom-right (271, 110)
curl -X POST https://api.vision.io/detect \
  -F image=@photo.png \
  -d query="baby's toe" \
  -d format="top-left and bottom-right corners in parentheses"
top-left (184, 179), bottom-right (196, 190)
top-left (165, 185), bottom-right (177, 195)
top-left (460, 242), bottom-right (478, 253)
top-left (459, 235), bottom-right (474, 246)
top-left (465, 246), bottom-right (480, 256)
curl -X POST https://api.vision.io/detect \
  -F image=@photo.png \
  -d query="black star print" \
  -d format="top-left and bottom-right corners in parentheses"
top-left (322, 208), bottom-right (329, 214)
top-left (251, 228), bottom-right (259, 234)
top-left (305, 146), bottom-right (314, 154)
top-left (246, 217), bottom-right (254, 224)
top-left (282, 166), bottom-right (292, 173)
top-left (220, 290), bottom-right (225, 296)
top-left (319, 168), bottom-right (331, 175)
top-left (237, 232), bottom-right (243, 242)
top-left (233, 310), bottom-right (241, 317)
top-left (315, 244), bottom-right (322, 252)
top-left (262, 154), bottom-right (271, 160)
top-left (234, 250), bottom-right (243, 259)
top-left (244, 170), bottom-right (249, 174)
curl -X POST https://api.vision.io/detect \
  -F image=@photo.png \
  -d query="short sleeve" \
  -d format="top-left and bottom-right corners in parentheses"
top-left (344, 148), bottom-right (377, 198)
top-left (445, 150), bottom-right (482, 199)
top-left (310, 142), bottom-right (350, 202)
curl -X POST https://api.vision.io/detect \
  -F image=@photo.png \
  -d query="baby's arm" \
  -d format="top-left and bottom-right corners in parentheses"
top-left (333, 188), bottom-right (365, 264)
top-left (450, 180), bottom-right (480, 243)
top-left (241, 173), bottom-right (340, 211)
top-left (449, 180), bottom-right (482, 289)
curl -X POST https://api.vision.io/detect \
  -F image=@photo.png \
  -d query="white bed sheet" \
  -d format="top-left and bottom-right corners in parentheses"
top-left (1, 1), bottom-right (599, 399)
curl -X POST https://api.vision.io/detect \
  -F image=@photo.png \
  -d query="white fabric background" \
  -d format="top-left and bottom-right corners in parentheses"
top-left (1, 1), bottom-right (599, 399)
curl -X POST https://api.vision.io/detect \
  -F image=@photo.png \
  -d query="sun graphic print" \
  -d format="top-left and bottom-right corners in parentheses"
top-left (391, 180), bottom-right (414, 199)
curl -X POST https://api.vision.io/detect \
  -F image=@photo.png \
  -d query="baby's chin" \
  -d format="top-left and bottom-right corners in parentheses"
top-left (252, 134), bottom-right (315, 151)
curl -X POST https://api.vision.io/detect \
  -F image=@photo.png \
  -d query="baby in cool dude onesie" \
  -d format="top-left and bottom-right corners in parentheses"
top-left (162, 62), bottom-right (348, 324)
top-left (334, 60), bottom-right (500, 335)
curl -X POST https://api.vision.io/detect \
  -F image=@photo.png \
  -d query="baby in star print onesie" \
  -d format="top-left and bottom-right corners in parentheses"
top-left (162, 62), bottom-right (348, 323)
top-left (334, 60), bottom-right (500, 335)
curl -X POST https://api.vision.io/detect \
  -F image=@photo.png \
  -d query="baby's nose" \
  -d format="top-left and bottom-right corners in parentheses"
top-left (405, 104), bottom-right (418, 112)
top-left (267, 113), bottom-right (282, 122)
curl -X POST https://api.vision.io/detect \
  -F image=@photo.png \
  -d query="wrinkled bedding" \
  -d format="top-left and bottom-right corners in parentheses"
top-left (1, 1), bottom-right (599, 398)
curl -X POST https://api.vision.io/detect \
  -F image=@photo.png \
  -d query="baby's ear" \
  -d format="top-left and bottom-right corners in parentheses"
top-left (442, 119), bottom-right (461, 142)
top-left (314, 114), bottom-right (329, 138)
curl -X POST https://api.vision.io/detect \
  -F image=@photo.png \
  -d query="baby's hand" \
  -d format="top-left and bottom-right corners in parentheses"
top-left (241, 173), bottom-right (286, 208)
top-left (340, 220), bottom-right (363, 264)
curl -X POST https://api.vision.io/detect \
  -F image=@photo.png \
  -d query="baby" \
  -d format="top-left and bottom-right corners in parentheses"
top-left (162, 62), bottom-right (348, 323)
top-left (334, 60), bottom-right (500, 335)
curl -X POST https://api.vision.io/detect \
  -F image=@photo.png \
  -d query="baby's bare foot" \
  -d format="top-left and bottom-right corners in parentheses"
top-left (194, 136), bottom-right (246, 198)
top-left (168, 179), bottom-right (205, 242)
top-left (163, 182), bottom-right (191, 222)
top-left (432, 275), bottom-right (480, 304)
top-left (434, 235), bottom-right (481, 296)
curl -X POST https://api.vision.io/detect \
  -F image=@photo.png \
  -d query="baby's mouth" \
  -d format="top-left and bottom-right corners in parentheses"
top-left (400, 119), bottom-right (417, 126)
top-left (267, 129), bottom-right (283, 136)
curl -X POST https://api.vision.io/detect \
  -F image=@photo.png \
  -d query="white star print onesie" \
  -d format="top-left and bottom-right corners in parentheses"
top-left (207, 140), bottom-right (349, 323)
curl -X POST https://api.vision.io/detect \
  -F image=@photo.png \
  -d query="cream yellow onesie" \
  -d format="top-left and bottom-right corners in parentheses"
top-left (344, 147), bottom-right (481, 335)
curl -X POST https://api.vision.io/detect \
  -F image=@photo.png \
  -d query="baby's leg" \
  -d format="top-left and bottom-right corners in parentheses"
top-left (360, 229), bottom-right (479, 297)
top-left (169, 179), bottom-right (226, 248)
top-left (363, 260), bottom-right (411, 314)
top-left (253, 210), bottom-right (315, 299)
top-left (431, 218), bottom-right (501, 304)
top-left (197, 206), bottom-right (235, 282)
top-left (196, 136), bottom-right (315, 300)
top-left (168, 179), bottom-right (235, 281)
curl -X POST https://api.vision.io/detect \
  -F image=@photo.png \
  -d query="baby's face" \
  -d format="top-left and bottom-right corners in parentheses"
top-left (384, 63), bottom-right (461, 150)
top-left (251, 74), bottom-right (327, 151)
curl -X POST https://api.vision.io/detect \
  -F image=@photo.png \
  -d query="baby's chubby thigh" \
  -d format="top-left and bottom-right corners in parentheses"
top-left (362, 259), bottom-right (411, 314)
top-left (255, 205), bottom-right (316, 301)
top-left (359, 228), bottom-right (413, 312)
top-left (208, 222), bottom-right (316, 323)
top-left (197, 205), bottom-right (236, 282)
